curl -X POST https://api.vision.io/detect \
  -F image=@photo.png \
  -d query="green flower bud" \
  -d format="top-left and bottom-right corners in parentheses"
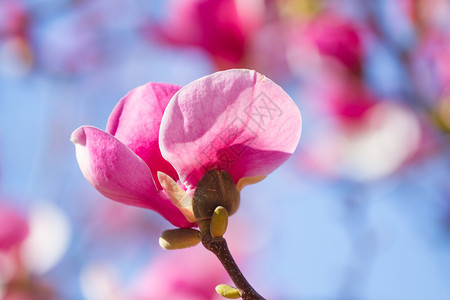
top-left (215, 284), bottom-right (240, 299)
top-left (210, 206), bottom-right (228, 238)
top-left (159, 228), bottom-right (201, 250)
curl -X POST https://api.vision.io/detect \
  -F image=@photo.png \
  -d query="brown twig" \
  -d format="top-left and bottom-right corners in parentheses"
top-left (201, 232), bottom-right (266, 300)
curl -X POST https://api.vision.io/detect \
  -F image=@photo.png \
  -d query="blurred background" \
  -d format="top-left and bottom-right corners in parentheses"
top-left (0, 0), bottom-right (449, 299)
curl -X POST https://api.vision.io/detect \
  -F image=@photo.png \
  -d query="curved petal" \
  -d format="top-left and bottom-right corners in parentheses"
top-left (106, 82), bottom-right (182, 190)
top-left (71, 126), bottom-right (192, 228)
top-left (157, 172), bottom-right (196, 223)
top-left (159, 69), bottom-right (302, 189)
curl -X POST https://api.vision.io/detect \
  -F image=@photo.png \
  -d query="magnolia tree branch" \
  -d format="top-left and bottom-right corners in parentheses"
top-left (201, 232), bottom-right (266, 300)
top-left (192, 171), bottom-right (266, 299)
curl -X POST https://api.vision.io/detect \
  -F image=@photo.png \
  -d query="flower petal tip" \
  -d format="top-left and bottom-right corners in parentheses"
top-left (70, 126), bottom-right (87, 146)
top-left (156, 171), bottom-right (169, 190)
top-left (157, 171), bottom-right (197, 223)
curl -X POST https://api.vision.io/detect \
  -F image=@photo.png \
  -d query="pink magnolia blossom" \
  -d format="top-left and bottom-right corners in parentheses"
top-left (317, 75), bottom-right (377, 125)
top-left (0, 0), bottom-right (29, 39)
top-left (296, 69), bottom-right (423, 180)
top-left (0, 204), bottom-right (30, 298)
top-left (72, 69), bottom-right (301, 227)
top-left (0, 0), bottom-right (33, 75)
top-left (300, 99), bottom-right (421, 181)
top-left (288, 13), bottom-right (364, 74)
top-left (150, 0), bottom-right (263, 70)
top-left (0, 204), bottom-right (62, 300)
top-left (0, 204), bottom-right (29, 252)
top-left (412, 30), bottom-right (450, 99)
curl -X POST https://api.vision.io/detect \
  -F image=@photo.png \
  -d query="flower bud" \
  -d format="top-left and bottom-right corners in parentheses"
top-left (159, 228), bottom-right (201, 250)
top-left (192, 169), bottom-right (240, 220)
top-left (215, 284), bottom-right (240, 299)
top-left (210, 206), bottom-right (228, 238)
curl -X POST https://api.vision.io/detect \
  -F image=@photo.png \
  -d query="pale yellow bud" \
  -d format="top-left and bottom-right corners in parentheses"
top-left (215, 284), bottom-right (240, 299)
top-left (210, 206), bottom-right (228, 238)
top-left (159, 228), bottom-right (201, 250)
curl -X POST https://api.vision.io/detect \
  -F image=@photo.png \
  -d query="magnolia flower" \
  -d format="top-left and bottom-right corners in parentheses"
top-left (149, 0), bottom-right (264, 70)
top-left (0, 0), bottom-right (28, 38)
top-left (0, 0), bottom-right (33, 76)
top-left (0, 204), bottom-right (29, 299)
top-left (303, 13), bottom-right (364, 73)
top-left (0, 203), bottom-right (69, 300)
top-left (0, 204), bottom-right (28, 252)
top-left (72, 69), bottom-right (301, 227)
top-left (287, 13), bottom-right (364, 76)
top-left (300, 101), bottom-right (421, 181)
top-left (315, 75), bottom-right (377, 125)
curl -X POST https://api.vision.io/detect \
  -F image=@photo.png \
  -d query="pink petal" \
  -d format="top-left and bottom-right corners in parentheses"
top-left (71, 126), bottom-right (192, 228)
top-left (106, 82), bottom-right (181, 190)
top-left (157, 171), bottom-right (197, 223)
top-left (159, 69), bottom-right (302, 189)
top-left (0, 204), bottom-right (29, 252)
top-left (305, 13), bottom-right (363, 72)
top-left (157, 0), bottom-right (248, 67)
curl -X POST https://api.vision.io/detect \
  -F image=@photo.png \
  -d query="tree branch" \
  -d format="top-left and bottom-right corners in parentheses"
top-left (201, 233), bottom-right (266, 300)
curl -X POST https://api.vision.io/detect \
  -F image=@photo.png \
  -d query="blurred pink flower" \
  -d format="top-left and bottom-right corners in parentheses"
top-left (0, 0), bottom-right (33, 75)
top-left (0, 205), bottom-right (28, 252)
top-left (415, 31), bottom-right (450, 96)
top-left (150, 0), bottom-right (264, 70)
top-left (297, 68), bottom-right (423, 180)
top-left (290, 13), bottom-right (364, 74)
top-left (300, 99), bottom-right (421, 181)
top-left (0, 0), bottom-right (29, 39)
top-left (72, 69), bottom-right (301, 227)
top-left (0, 204), bottom-right (31, 299)
top-left (400, 0), bottom-right (448, 31)
top-left (0, 204), bottom-right (63, 300)
top-left (317, 76), bottom-right (377, 125)
top-left (132, 247), bottom-right (228, 300)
